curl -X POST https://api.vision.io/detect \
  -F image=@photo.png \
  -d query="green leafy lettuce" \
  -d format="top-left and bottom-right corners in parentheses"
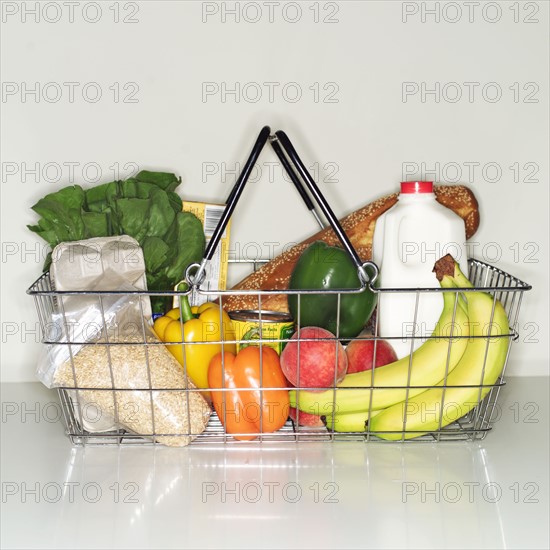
top-left (28, 171), bottom-right (205, 313)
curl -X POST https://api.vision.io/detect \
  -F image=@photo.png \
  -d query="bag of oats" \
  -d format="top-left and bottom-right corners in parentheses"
top-left (39, 290), bottom-right (211, 447)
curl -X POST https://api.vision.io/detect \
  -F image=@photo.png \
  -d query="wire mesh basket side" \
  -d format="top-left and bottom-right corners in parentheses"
top-left (27, 258), bottom-right (530, 446)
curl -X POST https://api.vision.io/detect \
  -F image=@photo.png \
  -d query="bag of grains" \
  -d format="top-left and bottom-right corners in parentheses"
top-left (41, 292), bottom-right (211, 447)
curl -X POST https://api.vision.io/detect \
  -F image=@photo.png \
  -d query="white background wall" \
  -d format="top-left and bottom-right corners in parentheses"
top-left (1, 0), bottom-right (548, 381)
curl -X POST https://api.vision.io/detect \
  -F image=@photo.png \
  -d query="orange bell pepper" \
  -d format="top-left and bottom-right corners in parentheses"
top-left (208, 346), bottom-right (290, 441)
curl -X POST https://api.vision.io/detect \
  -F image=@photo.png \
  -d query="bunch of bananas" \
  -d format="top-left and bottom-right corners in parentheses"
top-left (289, 255), bottom-right (511, 440)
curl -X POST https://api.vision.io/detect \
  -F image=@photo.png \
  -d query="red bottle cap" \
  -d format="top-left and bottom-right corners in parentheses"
top-left (400, 181), bottom-right (434, 194)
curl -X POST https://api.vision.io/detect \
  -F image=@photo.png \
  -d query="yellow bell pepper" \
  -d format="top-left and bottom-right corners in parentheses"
top-left (154, 297), bottom-right (236, 390)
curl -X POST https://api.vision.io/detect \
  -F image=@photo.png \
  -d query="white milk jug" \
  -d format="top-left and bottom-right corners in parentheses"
top-left (372, 182), bottom-right (469, 359)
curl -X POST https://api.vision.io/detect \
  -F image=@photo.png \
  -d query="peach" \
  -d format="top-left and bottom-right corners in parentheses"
top-left (289, 407), bottom-right (325, 428)
top-left (280, 327), bottom-right (347, 391)
top-left (345, 331), bottom-right (398, 374)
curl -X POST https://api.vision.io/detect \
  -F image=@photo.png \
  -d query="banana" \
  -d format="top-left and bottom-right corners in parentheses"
top-left (370, 256), bottom-right (510, 440)
top-left (324, 409), bottom-right (382, 433)
top-left (290, 263), bottom-right (470, 415)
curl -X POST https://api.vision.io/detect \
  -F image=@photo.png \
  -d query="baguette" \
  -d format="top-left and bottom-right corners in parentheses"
top-left (221, 185), bottom-right (479, 313)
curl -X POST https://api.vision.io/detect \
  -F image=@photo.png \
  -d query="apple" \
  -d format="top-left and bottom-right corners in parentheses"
top-left (345, 331), bottom-right (398, 374)
top-left (289, 407), bottom-right (324, 428)
top-left (280, 327), bottom-right (347, 391)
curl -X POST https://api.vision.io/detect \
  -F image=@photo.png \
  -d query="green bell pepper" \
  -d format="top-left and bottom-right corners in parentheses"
top-left (287, 241), bottom-right (377, 339)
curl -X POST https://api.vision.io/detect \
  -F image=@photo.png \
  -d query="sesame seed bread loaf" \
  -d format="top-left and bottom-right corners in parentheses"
top-left (221, 185), bottom-right (479, 313)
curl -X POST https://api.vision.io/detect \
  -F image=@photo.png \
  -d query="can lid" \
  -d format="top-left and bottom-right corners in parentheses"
top-left (400, 181), bottom-right (434, 194)
top-left (228, 310), bottom-right (293, 323)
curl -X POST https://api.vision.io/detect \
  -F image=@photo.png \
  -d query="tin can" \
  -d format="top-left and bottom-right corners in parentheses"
top-left (228, 310), bottom-right (295, 355)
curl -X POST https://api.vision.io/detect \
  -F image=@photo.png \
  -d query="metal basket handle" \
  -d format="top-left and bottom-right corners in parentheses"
top-left (186, 126), bottom-right (378, 287)
top-left (272, 130), bottom-right (377, 285)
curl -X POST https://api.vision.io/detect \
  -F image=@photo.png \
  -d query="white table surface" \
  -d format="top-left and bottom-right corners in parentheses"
top-left (1, 376), bottom-right (548, 550)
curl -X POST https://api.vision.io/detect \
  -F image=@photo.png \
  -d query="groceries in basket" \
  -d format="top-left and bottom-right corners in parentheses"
top-left (35, 237), bottom-right (211, 447)
top-left (345, 331), bottom-right (398, 374)
top-left (290, 255), bottom-right (471, 418)
top-left (153, 294), bottom-right (236, 391)
top-left (228, 310), bottom-right (294, 355)
top-left (287, 241), bottom-right (377, 339)
top-left (290, 255), bottom-right (511, 438)
top-left (288, 332), bottom-right (398, 428)
top-left (26, 127), bottom-right (529, 443)
top-left (27, 170), bottom-right (206, 314)
top-left (208, 346), bottom-right (290, 441)
top-left (39, 286), bottom-right (211, 447)
top-left (43, 235), bottom-right (152, 433)
top-left (369, 256), bottom-right (511, 439)
top-left (221, 184), bottom-right (480, 314)
top-left (372, 181), bottom-right (469, 358)
top-left (280, 327), bottom-right (348, 389)
top-left (37, 236), bottom-right (153, 388)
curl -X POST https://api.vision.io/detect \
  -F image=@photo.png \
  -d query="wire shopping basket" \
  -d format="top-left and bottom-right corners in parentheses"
top-left (27, 127), bottom-right (532, 445)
